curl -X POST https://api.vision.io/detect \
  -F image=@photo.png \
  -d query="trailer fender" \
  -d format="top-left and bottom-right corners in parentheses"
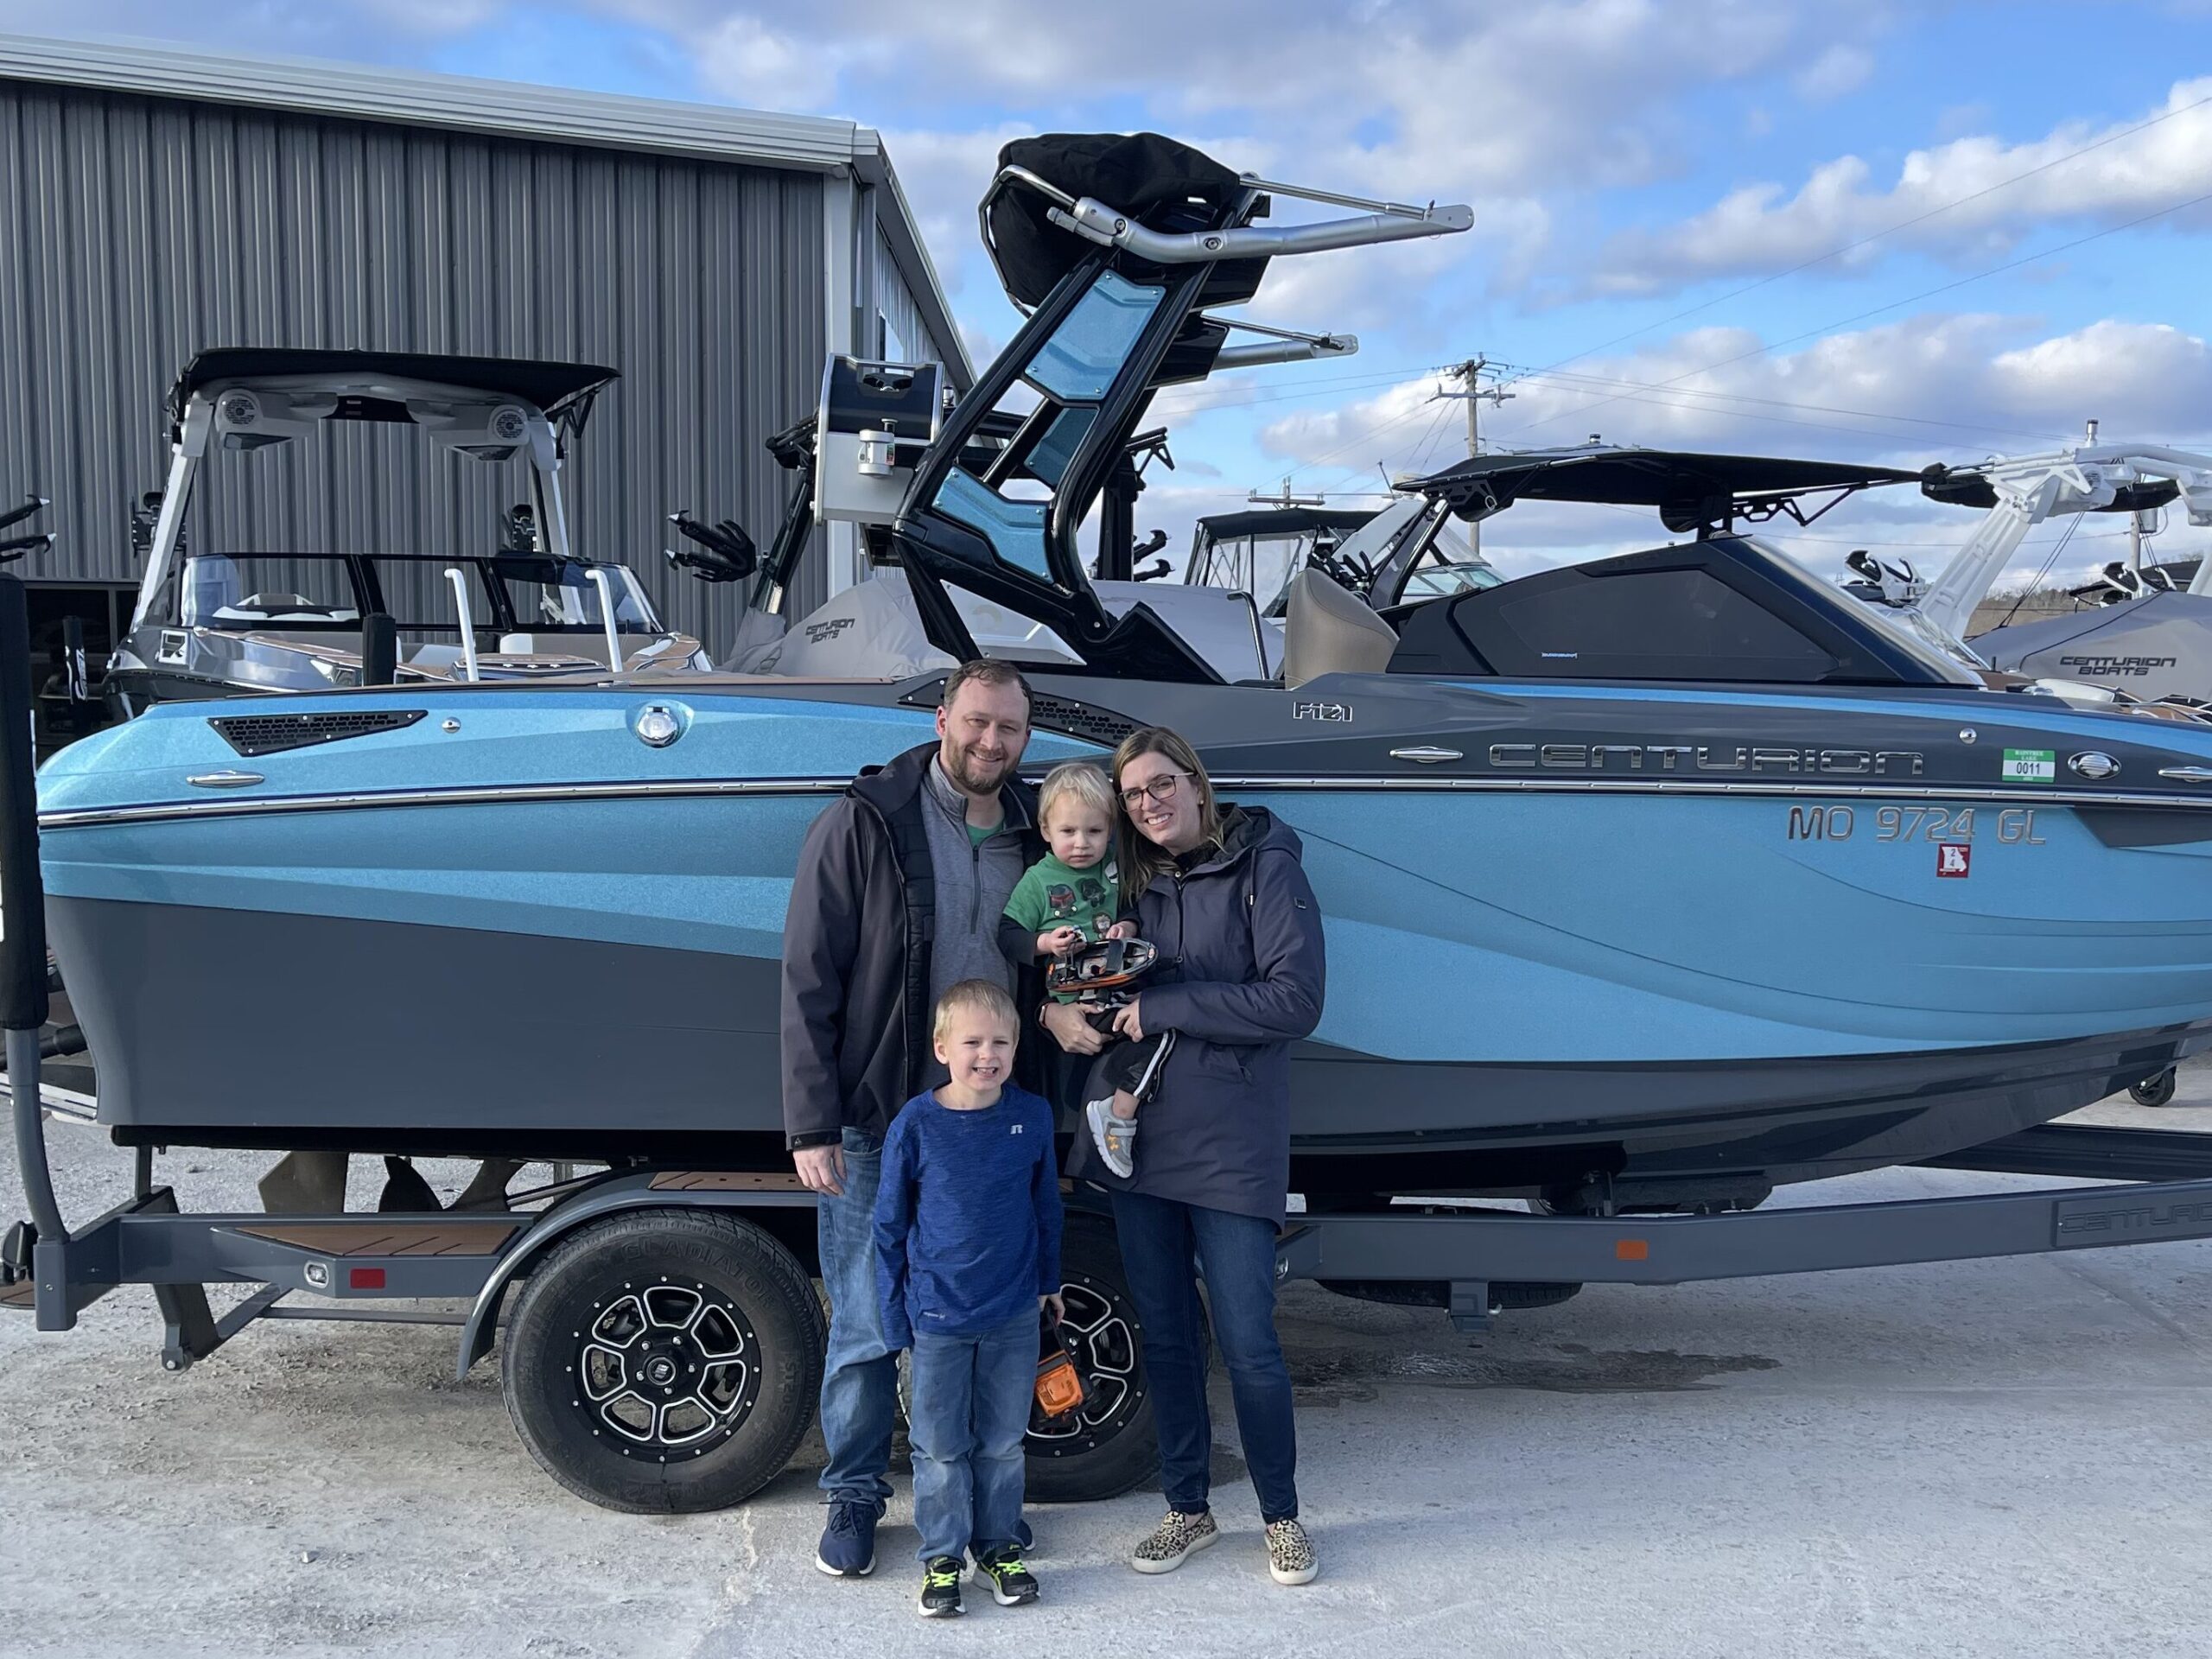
top-left (454, 1172), bottom-right (815, 1379)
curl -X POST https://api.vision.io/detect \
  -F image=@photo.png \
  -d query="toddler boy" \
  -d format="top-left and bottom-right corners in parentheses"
top-left (999, 760), bottom-right (1156, 1179)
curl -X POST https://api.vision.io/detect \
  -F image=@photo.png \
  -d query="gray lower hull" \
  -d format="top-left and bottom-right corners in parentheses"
top-left (51, 896), bottom-right (2209, 1196)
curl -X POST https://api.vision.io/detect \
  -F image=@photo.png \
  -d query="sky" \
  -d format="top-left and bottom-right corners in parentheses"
top-left (10, 0), bottom-right (2212, 592)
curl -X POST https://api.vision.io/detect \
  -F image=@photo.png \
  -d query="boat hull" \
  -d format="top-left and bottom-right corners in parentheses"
top-left (38, 674), bottom-right (2212, 1196)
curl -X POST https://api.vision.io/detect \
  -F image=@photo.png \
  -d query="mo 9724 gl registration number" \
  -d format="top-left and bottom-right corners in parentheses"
top-left (1786, 805), bottom-right (2046, 844)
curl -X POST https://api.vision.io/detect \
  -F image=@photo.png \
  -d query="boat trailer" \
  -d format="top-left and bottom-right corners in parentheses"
top-left (10, 564), bottom-right (2212, 1510)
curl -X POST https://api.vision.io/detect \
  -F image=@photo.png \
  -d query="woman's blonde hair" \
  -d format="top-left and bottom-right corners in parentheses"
top-left (1036, 760), bottom-right (1116, 833)
top-left (1110, 726), bottom-right (1224, 898)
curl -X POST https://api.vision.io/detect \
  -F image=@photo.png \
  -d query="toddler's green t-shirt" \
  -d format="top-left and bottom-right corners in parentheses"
top-left (1004, 854), bottom-right (1123, 1001)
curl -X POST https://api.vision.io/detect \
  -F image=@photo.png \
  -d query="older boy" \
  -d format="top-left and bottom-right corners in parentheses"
top-left (874, 980), bottom-right (1064, 1618)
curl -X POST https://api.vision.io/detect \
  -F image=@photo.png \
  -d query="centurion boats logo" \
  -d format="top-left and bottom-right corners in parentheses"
top-left (1485, 743), bottom-right (1925, 776)
top-left (2056, 654), bottom-right (2177, 677)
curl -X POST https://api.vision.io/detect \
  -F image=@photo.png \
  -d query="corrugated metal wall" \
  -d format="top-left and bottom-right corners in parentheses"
top-left (875, 225), bottom-right (944, 369)
top-left (0, 79), bottom-right (830, 653)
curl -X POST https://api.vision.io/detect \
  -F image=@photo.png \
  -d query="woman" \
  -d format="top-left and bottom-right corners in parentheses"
top-left (1068, 725), bottom-right (1326, 1586)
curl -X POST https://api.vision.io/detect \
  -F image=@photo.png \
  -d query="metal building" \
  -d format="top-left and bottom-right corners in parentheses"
top-left (0, 33), bottom-right (969, 716)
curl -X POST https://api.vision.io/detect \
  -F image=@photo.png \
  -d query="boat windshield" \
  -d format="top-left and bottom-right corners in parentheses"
top-left (1738, 536), bottom-right (1985, 684)
top-left (493, 556), bottom-right (662, 633)
top-left (181, 555), bottom-right (364, 629)
top-left (1401, 558), bottom-right (1503, 601)
top-left (1191, 524), bottom-right (1332, 612)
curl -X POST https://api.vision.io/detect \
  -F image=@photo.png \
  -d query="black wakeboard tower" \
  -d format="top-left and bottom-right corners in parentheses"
top-left (883, 131), bottom-right (1472, 683)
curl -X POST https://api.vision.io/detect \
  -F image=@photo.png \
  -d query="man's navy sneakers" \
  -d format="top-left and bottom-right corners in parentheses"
top-left (815, 1498), bottom-right (880, 1577)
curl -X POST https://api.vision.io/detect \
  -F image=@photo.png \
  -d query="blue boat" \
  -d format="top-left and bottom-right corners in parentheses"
top-left (35, 133), bottom-right (2212, 1211)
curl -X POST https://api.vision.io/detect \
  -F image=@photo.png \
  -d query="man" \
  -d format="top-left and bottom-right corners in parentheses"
top-left (785, 657), bottom-right (1084, 1577)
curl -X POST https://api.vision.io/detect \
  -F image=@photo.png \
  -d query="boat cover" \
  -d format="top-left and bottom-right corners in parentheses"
top-left (988, 132), bottom-right (1253, 309)
top-left (1971, 588), bottom-right (2212, 700)
top-left (170, 349), bottom-right (618, 425)
top-left (745, 568), bottom-right (955, 679)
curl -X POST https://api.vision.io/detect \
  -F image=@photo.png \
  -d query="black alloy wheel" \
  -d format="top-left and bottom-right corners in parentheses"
top-left (502, 1209), bottom-right (824, 1514)
top-left (1025, 1217), bottom-right (1159, 1503)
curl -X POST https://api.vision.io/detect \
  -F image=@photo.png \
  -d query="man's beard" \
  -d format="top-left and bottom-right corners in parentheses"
top-left (945, 741), bottom-right (1012, 796)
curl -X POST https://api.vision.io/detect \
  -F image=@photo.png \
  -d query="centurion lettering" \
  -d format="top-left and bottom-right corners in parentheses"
top-left (1488, 743), bottom-right (1924, 776)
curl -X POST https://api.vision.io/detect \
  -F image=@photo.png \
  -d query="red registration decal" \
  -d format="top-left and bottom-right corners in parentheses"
top-left (1936, 842), bottom-right (1971, 878)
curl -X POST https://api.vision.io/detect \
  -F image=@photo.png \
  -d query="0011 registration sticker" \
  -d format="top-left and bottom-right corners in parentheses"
top-left (2001, 747), bottom-right (2056, 782)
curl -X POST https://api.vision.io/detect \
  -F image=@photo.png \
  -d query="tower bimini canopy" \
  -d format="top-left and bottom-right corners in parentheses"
top-left (1402, 447), bottom-right (1929, 535)
top-left (168, 348), bottom-right (618, 439)
top-left (131, 348), bottom-right (616, 632)
top-left (890, 130), bottom-right (1471, 681)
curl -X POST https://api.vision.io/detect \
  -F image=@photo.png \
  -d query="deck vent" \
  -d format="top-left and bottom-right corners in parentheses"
top-left (209, 709), bottom-right (428, 757)
top-left (900, 676), bottom-right (1139, 748)
top-left (1030, 694), bottom-right (1140, 747)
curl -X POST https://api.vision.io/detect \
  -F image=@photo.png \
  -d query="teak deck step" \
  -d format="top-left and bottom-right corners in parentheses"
top-left (232, 1220), bottom-right (520, 1257)
top-left (0, 1280), bottom-right (35, 1309)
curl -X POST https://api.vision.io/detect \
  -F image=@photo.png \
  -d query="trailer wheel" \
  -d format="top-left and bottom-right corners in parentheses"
top-left (501, 1209), bottom-right (824, 1515)
top-left (2130, 1069), bottom-right (2179, 1109)
top-left (1024, 1217), bottom-right (1158, 1503)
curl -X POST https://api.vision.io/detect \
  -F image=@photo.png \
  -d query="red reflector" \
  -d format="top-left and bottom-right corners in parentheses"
top-left (1615, 1239), bottom-right (1649, 1262)
top-left (349, 1267), bottom-right (387, 1290)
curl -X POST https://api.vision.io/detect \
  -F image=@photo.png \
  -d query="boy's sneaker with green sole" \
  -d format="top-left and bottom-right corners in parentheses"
top-left (917, 1556), bottom-right (965, 1618)
top-left (975, 1546), bottom-right (1039, 1605)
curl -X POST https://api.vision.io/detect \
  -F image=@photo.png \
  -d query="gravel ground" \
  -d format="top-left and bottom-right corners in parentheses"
top-left (7, 1071), bottom-right (2212, 1658)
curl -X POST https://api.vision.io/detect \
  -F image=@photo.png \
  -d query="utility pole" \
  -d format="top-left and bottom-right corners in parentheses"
top-left (1248, 477), bottom-right (1327, 511)
top-left (1439, 356), bottom-right (1514, 556)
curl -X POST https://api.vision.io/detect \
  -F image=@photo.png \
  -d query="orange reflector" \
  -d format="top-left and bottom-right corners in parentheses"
top-left (1615, 1239), bottom-right (1649, 1262)
top-left (349, 1267), bottom-right (387, 1290)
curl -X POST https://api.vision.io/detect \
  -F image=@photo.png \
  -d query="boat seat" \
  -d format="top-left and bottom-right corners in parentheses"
top-left (1281, 568), bottom-right (1397, 686)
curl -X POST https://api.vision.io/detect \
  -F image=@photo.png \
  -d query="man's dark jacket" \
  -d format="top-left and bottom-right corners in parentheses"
top-left (781, 741), bottom-right (1048, 1149)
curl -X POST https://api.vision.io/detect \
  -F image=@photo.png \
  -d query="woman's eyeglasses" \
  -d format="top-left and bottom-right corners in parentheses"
top-left (1119, 772), bottom-right (1185, 810)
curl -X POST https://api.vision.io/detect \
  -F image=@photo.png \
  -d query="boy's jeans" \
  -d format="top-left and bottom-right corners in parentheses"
top-left (817, 1127), bottom-right (896, 1507)
top-left (906, 1308), bottom-right (1037, 1563)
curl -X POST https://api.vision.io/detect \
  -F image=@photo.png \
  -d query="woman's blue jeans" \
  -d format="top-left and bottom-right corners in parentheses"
top-left (1109, 1189), bottom-right (1299, 1523)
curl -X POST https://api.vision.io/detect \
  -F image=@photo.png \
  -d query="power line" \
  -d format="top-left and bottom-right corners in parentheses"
top-left (1517, 88), bottom-right (2212, 383)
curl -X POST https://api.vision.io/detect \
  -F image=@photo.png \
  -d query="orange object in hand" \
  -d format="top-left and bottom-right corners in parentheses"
top-left (1035, 1313), bottom-right (1092, 1419)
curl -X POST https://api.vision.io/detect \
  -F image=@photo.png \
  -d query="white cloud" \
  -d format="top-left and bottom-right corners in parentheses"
top-left (1243, 314), bottom-right (2212, 582)
top-left (1598, 75), bottom-right (2212, 296)
top-left (693, 13), bottom-right (840, 111)
top-left (1792, 42), bottom-right (1873, 104)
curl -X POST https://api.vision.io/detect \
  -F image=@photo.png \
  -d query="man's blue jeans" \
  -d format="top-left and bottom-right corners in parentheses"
top-left (1109, 1189), bottom-right (1299, 1523)
top-left (906, 1308), bottom-right (1036, 1563)
top-left (817, 1127), bottom-right (896, 1507)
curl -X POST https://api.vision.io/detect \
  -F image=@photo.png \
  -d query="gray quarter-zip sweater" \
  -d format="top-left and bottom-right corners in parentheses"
top-left (919, 758), bottom-right (1030, 1060)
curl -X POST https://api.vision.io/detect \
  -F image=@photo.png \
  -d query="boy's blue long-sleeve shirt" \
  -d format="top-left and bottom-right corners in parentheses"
top-left (873, 1084), bottom-right (1063, 1349)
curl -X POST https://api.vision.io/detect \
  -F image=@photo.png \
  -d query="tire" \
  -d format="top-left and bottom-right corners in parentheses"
top-left (1024, 1217), bottom-right (1159, 1504)
top-left (501, 1208), bottom-right (825, 1514)
top-left (2131, 1069), bottom-right (2179, 1109)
